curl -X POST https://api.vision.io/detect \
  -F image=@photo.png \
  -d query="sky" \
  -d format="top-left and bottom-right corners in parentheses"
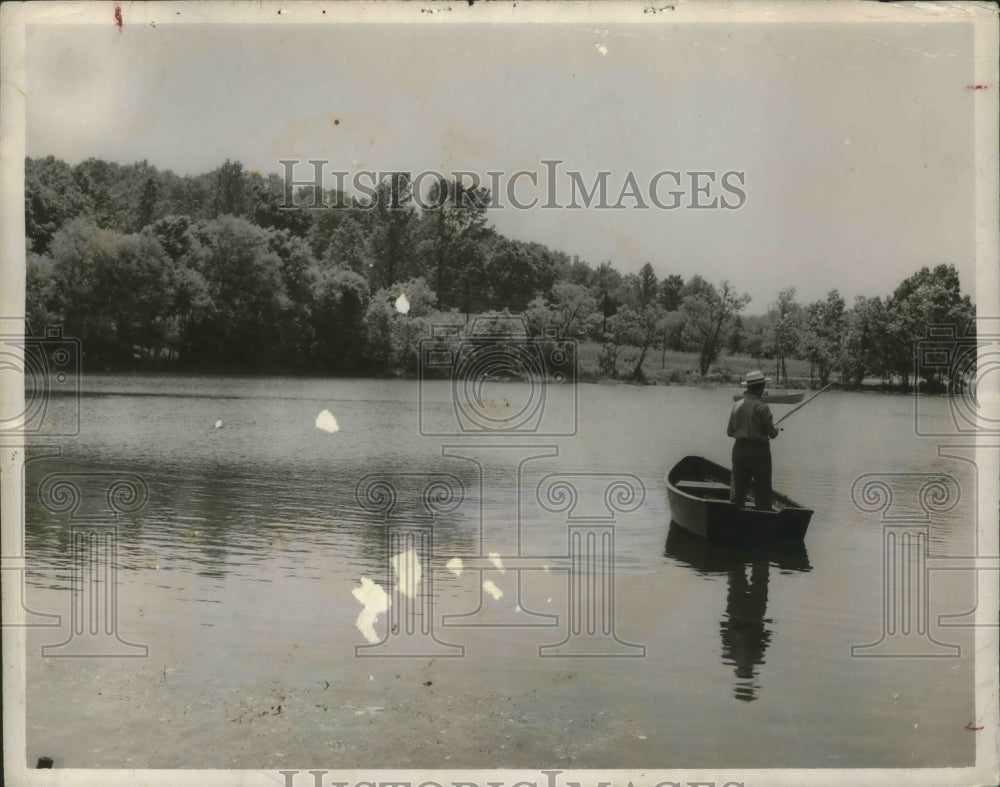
top-left (24, 12), bottom-right (979, 308)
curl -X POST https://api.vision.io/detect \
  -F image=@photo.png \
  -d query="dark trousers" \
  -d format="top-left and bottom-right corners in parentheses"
top-left (730, 439), bottom-right (773, 511)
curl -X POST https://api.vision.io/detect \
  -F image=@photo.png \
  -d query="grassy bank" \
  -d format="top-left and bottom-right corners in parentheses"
top-left (573, 341), bottom-right (817, 387)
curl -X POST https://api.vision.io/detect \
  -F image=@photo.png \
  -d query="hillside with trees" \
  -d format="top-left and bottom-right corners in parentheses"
top-left (24, 156), bottom-right (975, 390)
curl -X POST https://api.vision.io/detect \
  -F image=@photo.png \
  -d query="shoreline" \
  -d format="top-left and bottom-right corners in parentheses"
top-left (30, 370), bottom-right (952, 398)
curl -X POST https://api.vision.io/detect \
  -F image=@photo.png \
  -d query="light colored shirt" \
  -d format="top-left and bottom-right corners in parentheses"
top-left (727, 394), bottom-right (779, 441)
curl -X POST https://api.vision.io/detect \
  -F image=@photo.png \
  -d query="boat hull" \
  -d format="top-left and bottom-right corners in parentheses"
top-left (666, 455), bottom-right (812, 545)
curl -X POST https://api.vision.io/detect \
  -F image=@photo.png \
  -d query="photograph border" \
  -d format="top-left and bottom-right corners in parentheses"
top-left (2, 2), bottom-right (998, 786)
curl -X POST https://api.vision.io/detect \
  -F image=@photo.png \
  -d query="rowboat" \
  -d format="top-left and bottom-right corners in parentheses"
top-left (666, 455), bottom-right (813, 544)
top-left (731, 392), bottom-right (805, 404)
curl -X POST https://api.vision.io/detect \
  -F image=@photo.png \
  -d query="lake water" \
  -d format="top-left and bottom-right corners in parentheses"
top-left (20, 375), bottom-right (981, 768)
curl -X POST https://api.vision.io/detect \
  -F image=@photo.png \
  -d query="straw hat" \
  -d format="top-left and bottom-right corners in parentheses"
top-left (741, 370), bottom-right (770, 386)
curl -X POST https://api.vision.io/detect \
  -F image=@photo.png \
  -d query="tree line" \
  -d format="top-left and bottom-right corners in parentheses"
top-left (740, 267), bottom-right (974, 391)
top-left (25, 156), bottom-right (975, 388)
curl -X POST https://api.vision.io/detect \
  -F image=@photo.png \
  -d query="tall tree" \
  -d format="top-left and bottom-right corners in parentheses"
top-left (726, 314), bottom-right (745, 355)
top-left (620, 272), bottom-right (642, 311)
top-left (679, 277), bottom-right (751, 376)
top-left (73, 157), bottom-right (128, 230)
top-left (484, 238), bottom-right (542, 312)
top-left (186, 216), bottom-right (288, 369)
top-left (25, 156), bottom-right (89, 253)
top-left (252, 171), bottom-right (314, 236)
top-left (739, 314), bottom-right (767, 359)
top-left (143, 215), bottom-right (211, 362)
top-left (637, 262), bottom-right (659, 309)
top-left (365, 173), bottom-right (419, 291)
top-left (566, 256), bottom-right (595, 287)
top-left (659, 274), bottom-right (686, 361)
top-left (134, 174), bottom-right (160, 232)
top-left (212, 159), bottom-right (250, 218)
top-left (266, 229), bottom-right (322, 368)
top-left (416, 177), bottom-right (492, 313)
top-left (362, 278), bottom-right (437, 375)
top-left (597, 308), bottom-right (640, 380)
top-left (762, 287), bottom-right (801, 383)
top-left (623, 303), bottom-right (668, 382)
top-left (591, 261), bottom-right (624, 336)
top-left (46, 217), bottom-right (126, 364)
top-left (799, 290), bottom-right (845, 386)
top-left (105, 233), bottom-right (174, 362)
top-left (310, 266), bottom-right (370, 374)
top-left (323, 210), bottom-right (375, 275)
top-left (886, 264), bottom-right (974, 390)
top-left (840, 295), bottom-right (890, 386)
top-left (548, 282), bottom-right (599, 338)
top-left (659, 274), bottom-right (684, 311)
top-left (25, 251), bottom-right (60, 333)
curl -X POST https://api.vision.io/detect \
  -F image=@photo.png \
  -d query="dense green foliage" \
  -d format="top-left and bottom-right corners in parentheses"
top-left (25, 156), bottom-right (975, 388)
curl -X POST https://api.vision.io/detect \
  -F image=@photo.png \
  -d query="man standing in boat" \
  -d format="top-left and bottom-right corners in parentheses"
top-left (727, 370), bottom-right (780, 511)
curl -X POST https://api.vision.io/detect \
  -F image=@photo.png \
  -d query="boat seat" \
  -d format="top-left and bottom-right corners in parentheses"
top-left (675, 480), bottom-right (731, 491)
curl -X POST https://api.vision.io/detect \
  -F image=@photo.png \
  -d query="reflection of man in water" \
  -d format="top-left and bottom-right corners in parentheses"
top-left (727, 370), bottom-right (779, 510)
top-left (720, 562), bottom-right (772, 702)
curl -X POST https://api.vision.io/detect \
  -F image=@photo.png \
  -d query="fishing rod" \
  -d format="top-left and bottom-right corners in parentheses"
top-left (774, 382), bottom-right (836, 426)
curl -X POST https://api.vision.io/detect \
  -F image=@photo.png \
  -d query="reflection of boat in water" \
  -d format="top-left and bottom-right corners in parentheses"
top-left (664, 523), bottom-right (812, 702)
top-left (664, 521), bottom-right (813, 574)
top-left (666, 456), bottom-right (813, 545)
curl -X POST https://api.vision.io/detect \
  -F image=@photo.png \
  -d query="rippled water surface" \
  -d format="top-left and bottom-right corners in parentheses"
top-left (22, 375), bottom-right (980, 767)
